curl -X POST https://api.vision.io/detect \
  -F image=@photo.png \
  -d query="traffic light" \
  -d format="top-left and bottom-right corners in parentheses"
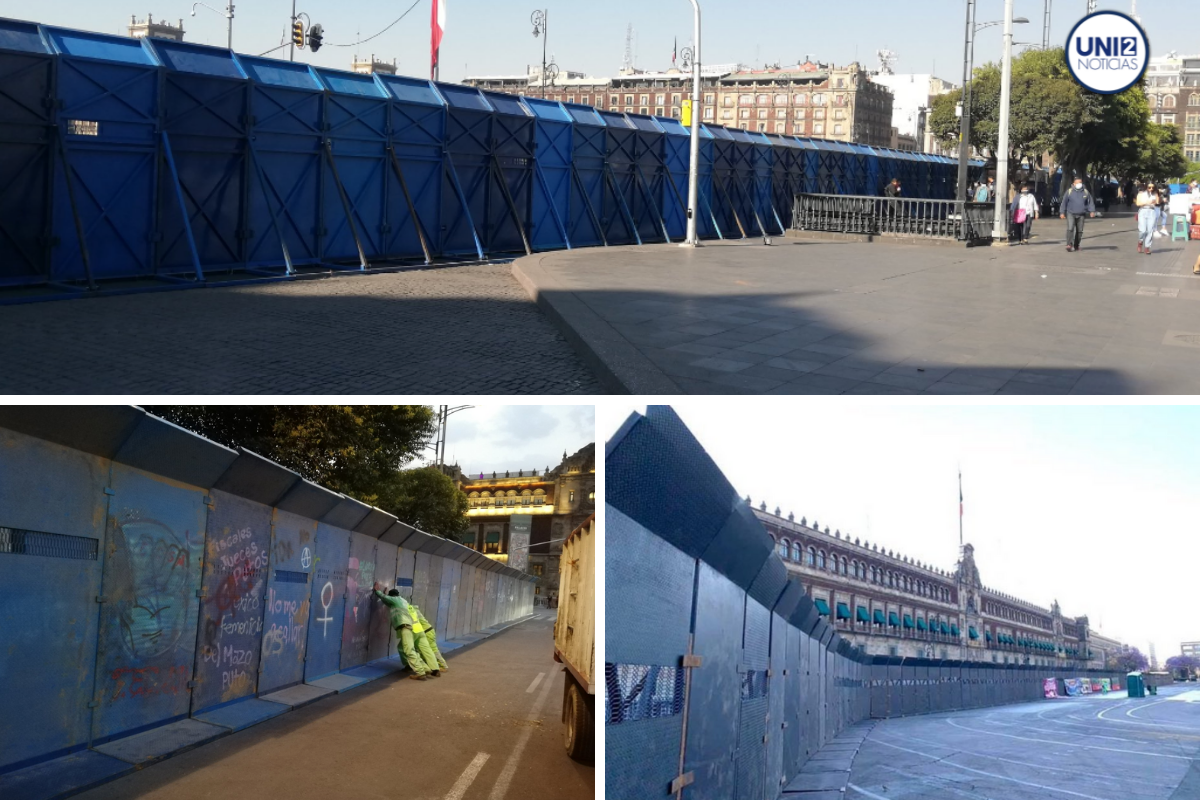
top-left (292, 20), bottom-right (304, 48)
top-left (307, 24), bottom-right (323, 52)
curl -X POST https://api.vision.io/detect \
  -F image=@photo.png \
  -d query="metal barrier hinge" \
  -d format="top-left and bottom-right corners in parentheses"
top-left (682, 654), bottom-right (703, 668)
top-left (669, 772), bottom-right (695, 793)
top-left (196, 590), bottom-right (207, 598)
top-left (187, 680), bottom-right (199, 688)
top-left (87, 700), bottom-right (99, 708)
top-left (102, 487), bottom-right (115, 496)
top-left (95, 596), bottom-right (106, 603)
top-left (767, 669), bottom-right (774, 678)
top-left (203, 496), bottom-right (214, 507)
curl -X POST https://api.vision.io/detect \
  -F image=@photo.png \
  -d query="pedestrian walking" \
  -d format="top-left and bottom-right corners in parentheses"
top-left (1011, 183), bottom-right (1039, 244)
top-left (973, 180), bottom-right (989, 203)
top-left (1136, 181), bottom-right (1160, 255)
top-left (884, 178), bottom-right (902, 198)
top-left (985, 177), bottom-right (996, 201)
top-left (1059, 176), bottom-right (1095, 252)
top-left (1156, 185), bottom-right (1170, 236)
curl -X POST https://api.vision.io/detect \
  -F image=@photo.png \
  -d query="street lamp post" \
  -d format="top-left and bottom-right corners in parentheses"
top-left (956, 0), bottom-right (977, 201)
top-left (682, 0), bottom-right (702, 247)
top-left (992, 0), bottom-right (1017, 243)
top-left (190, 1), bottom-right (234, 50)
top-left (531, 10), bottom-right (548, 99)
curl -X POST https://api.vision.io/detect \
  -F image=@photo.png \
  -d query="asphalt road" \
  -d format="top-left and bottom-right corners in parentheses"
top-left (847, 683), bottom-right (1200, 800)
top-left (74, 611), bottom-right (593, 800)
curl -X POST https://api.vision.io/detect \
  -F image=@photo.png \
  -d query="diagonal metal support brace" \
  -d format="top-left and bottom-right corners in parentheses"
top-left (160, 131), bottom-right (204, 282)
top-left (247, 140), bottom-right (295, 275)
top-left (570, 164), bottom-right (607, 247)
top-left (387, 145), bottom-right (433, 264)
top-left (491, 154), bottom-right (532, 256)
top-left (322, 140), bottom-right (370, 270)
top-left (55, 129), bottom-right (97, 290)
top-left (443, 151), bottom-right (485, 260)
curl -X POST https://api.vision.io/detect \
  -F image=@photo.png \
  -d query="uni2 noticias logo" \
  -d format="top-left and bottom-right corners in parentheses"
top-left (1066, 11), bottom-right (1149, 94)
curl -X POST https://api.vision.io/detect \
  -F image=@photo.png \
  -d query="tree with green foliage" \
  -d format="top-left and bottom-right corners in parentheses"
top-left (1181, 161), bottom-right (1200, 184)
top-left (376, 467), bottom-right (470, 540)
top-left (930, 46), bottom-right (1153, 184)
top-left (143, 406), bottom-right (468, 537)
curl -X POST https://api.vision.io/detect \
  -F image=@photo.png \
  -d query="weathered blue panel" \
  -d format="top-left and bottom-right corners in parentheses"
top-left (339, 531), bottom-right (378, 670)
top-left (367, 541), bottom-right (398, 662)
top-left (424, 553), bottom-right (445, 632)
top-left (439, 83), bottom-right (491, 256)
top-left (92, 462), bottom-right (207, 742)
top-left (0, 19), bottom-right (55, 285)
top-left (766, 612), bottom-right (786, 794)
top-left (302, 523), bottom-right (350, 681)
top-left (736, 598), bottom-right (769, 800)
top-left (564, 103), bottom-right (606, 247)
top-left (192, 490), bottom-right (271, 713)
top-left (257, 508), bottom-right (315, 694)
top-left (379, 75), bottom-right (445, 259)
top-left (0, 429), bottom-right (107, 770)
top-left (411, 549), bottom-right (432, 613)
top-left (483, 90), bottom-right (534, 255)
top-left (523, 97), bottom-right (572, 251)
top-left (598, 110), bottom-right (639, 245)
top-left (655, 117), bottom-right (691, 239)
top-left (437, 557), bottom-right (454, 634)
top-left (443, 558), bottom-right (462, 640)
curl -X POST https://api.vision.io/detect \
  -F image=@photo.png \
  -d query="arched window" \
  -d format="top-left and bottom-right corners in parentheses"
top-left (887, 572), bottom-right (894, 587)
top-left (869, 566), bottom-right (876, 582)
top-left (807, 546), bottom-right (816, 567)
top-left (817, 550), bottom-right (826, 569)
top-left (792, 542), bottom-right (802, 561)
top-left (777, 538), bottom-right (789, 558)
top-left (840, 557), bottom-right (847, 575)
top-left (1165, 94), bottom-right (1177, 108)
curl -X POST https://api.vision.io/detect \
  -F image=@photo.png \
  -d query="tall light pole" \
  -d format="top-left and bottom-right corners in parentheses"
top-left (190, 1), bottom-right (234, 50)
top-left (956, 0), bottom-right (977, 201)
top-left (682, 0), bottom-right (702, 247)
top-left (531, 10), bottom-right (548, 99)
top-left (992, 0), bottom-right (1016, 243)
top-left (432, 405), bottom-right (473, 474)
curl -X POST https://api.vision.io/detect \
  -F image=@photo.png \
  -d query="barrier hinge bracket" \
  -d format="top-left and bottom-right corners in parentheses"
top-left (87, 700), bottom-right (99, 708)
top-left (203, 496), bottom-right (214, 506)
top-left (95, 596), bottom-right (106, 603)
top-left (102, 487), bottom-right (115, 496)
top-left (669, 772), bottom-right (695, 793)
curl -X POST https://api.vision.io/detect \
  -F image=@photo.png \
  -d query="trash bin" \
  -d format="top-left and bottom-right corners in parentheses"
top-left (1127, 672), bottom-right (1145, 698)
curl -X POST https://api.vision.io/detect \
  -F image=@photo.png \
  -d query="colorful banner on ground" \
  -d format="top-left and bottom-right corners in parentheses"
top-left (1079, 678), bottom-right (1092, 694)
top-left (1092, 680), bottom-right (1102, 693)
top-left (1100, 678), bottom-right (1111, 694)
top-left (1064, 678), bottom-right (1084, 696)
top-left (1043, 678), bottom-right (1059, 699)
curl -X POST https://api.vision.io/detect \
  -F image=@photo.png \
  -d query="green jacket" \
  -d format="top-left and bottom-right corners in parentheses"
top-left (373, 589), bottom-right (417, 629)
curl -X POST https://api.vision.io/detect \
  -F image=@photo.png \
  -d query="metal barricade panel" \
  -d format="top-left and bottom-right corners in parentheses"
top-left (437, 557), bottom-right (456, 634)
top-left (0, 429), bottom-right (108, 768)
top-left (765, 612), bottom-right (787, 796)
top-left (366, 540), bottom-right (398, 662)
top-left (302, 522), bottom-right (350, 681)
top-left (379, 75), bottom-right (445, 259)
top-left (424, 553), bottom-right (445, 631)
top-left (734, 598), bottom-right (769, 800)
top-left (257, 508), bottom-right (315, 694)
top-left (191, 489), bottom-right (272, 713)
top-left (338, 531), bottom-right (378, 671)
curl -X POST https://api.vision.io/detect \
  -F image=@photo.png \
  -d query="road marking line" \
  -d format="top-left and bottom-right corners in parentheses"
top-left (489, 667), bottom-right (557, 800)
top-left (443, 752), bottom-right (490, 800)
top-left (870, 736), bottom-right (1115, 800)
top-left (1126, 698), bottom-right (1172, 718)
top-left (945, 718), bottom-right (1190, 759)
top-left (847, 783), bottom-right (892, 800)
top-left (526, 672), bottom-right (545, 694)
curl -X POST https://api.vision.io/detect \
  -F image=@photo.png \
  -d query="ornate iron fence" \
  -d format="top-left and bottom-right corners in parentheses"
top-left (792, 193), bottom-right (996, 242)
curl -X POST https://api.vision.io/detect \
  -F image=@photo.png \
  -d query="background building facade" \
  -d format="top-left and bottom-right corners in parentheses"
top-left (457, 444), bottom-right (595, 606)
top-left (754, 504), bottom-right (1116, 668)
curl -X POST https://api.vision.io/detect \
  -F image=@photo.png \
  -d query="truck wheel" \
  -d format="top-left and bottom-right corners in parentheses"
top-left (564, 679), bottom-right (593, 763)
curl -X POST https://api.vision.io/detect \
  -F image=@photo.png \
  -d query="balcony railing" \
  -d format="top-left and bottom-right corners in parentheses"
top-left (792, 193), bottom-right (995, 242)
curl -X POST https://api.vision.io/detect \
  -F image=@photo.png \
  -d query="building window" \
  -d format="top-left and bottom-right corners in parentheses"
top-left (581, 94), bottom-right (589, 104)
top-left (612, 94), bottom-right (620, 104)
top-left (671, 93), bottom-right (681, 105)
top-left (739, 94), bottom-right (753, 106)
top-left (777, 539), bottom-right (788, 558)
top-left (703, 93), bottom-right (714, 104)
top-left (791, 542), bottom-right (801, 561)
top-left (807, 547), bottom-right (815, 567)
top-left (756, 94), bottom-right (769, 105)
top-left (817, 550), bottom-right (826, 569)
top-left (656, 94), bottom-right (665, 105)
top-left (722, 109), bottom-right (733, 120)
top-left (834, 124), bottom-right (843, 135)
top-left (775, 108), bottom-right (787, 119)
top-left (624, 107), bottom-right (633, 114)
top-left (813, 94), bottom-right (825, 105)
top-left (739, 109), bottom-right (750, 119)
top-left (703, 107), bottom-right (714, 120)
top-left (484, 532), bottom-right (501, 554)
top-left (531, 563), bottom-right (544, 576)
top-left (640, 94), bottom-right (649, 105)
top-left (655, 107), bottom-right (664, 116)
top-left (569, 490), bottom-right (575, 503)
top-left (813, 108), bottom-right (825, 120)
top-left (836, 78), bottom-right (844, 88)
top-left (625, 94), bottom-right (634, 105)
top-left (757, 109), bottom-right (767, 120)
top-left (795, 108), bottom-right (806, 119)
top-left (795, 93), bottom-right (808, 105)
top-left (723, 95), bottom-right (735, 107)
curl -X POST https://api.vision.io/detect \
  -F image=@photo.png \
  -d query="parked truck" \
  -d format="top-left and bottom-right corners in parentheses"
top-left (554, 514), bottom-right (594, 762)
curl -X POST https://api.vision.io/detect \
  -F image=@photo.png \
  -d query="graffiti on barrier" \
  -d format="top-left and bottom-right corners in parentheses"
top-left (109, 665), bottom-right (190, 701)
top-left (317, 581), bottom-right (335, 636)
top-left (108, 517), bottom-right (192, 660)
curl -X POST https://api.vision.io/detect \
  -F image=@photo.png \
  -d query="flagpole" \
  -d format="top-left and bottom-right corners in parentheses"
top-left (958, 467), bottom-right (963, 548)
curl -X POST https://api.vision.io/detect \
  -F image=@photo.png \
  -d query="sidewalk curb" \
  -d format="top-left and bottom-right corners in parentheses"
top-left (511, 254), bottom-right (680, 395)
top-left (0, 613), bottom-right (542, 800)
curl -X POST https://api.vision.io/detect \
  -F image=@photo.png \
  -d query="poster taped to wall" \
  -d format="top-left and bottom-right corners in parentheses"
top-left (1043, 678), bottom-right (1059, 699)
top-left (1079, 678), bottom-right (1092, 694)
top-left (1064, 678), bottom-right (1084, 696)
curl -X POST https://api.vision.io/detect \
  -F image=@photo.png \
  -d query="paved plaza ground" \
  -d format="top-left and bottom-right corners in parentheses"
top-left (515, 211), bottom-right (1200, 394)
top-left (846, 683), bottom-right (1200, 800)
top-left (0, 263), bottom-right (601, 394)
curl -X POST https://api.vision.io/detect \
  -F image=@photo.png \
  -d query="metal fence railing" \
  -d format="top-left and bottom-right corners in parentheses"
top-left (792, 194), bottom-right (996, 242)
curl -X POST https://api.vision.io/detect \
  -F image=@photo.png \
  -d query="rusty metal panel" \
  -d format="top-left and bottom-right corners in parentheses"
top-left (191, 490), bottom-right (272, 713)
top-left (257, 508), bottom-right (316, 694)
top-left (339, 532), bottom-right (378, 671)
top-left (303, 523), bottom-right (350, 681)
top-left (0, 428), bottom-right (108, 770)
top-left (368, 541), bottom-right (398, 662)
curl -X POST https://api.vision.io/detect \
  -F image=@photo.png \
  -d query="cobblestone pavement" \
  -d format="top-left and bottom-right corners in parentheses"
top-left (515, 211), bottom-right (1200, 394)
top-left (0, 263), bottom-right (601, 394)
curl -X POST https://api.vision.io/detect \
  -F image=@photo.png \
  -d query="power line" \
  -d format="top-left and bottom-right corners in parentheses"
top-left (327, 0), bottom-right (421, 47)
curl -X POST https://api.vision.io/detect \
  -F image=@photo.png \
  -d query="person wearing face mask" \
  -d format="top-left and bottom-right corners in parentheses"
top-left (1011, 183), bottom-right (1039, 244)
top-left (1135, 181), bottom-right (1161, 255)
top-left (1058, 176), bottom-right (1095, 252)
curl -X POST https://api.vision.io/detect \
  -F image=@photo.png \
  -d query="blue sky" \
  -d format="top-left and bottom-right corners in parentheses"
top-left (603, 402), bottom-right (1200, 665)
top-left (23, 0), bottom-right (1186, 84)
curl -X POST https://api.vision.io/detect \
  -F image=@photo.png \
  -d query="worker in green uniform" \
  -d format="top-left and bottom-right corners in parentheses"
top-left (411, 604), bottom-right (449, 673)
top-left (372, 582), bottom-right (439, 680)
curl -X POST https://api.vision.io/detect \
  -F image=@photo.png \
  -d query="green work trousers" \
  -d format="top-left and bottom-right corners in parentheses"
top-left (418, 627), bottom-right (448, 671)
top-left (398, 626), bottom-right (434, 676)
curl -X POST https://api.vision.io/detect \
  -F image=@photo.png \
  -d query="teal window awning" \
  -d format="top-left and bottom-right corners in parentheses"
top-left (856, 606), bottom-right (870, 623)
top-left (873, 609), bottom-right (886, 625)
top-left (985, 630), bottom-right (992, 641)
top-left (836, 602), bottom-right (851, 620)
top-left (969, 626), bottom-right (979, 640)
top-left (888, 612), bottom-right (900, 627)
top-left (940, 622), bottom-right (949, 634)
top-left (950, 624), bottom-right (960, 637)
top-left (903, 615), bottom-right (914, 629)
top-left (916, 618), bottom-right (927, 631)
top-left (814, 598), bottom-right (830, 615)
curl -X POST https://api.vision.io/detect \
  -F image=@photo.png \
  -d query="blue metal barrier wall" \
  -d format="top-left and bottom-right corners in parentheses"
top-left (0, 407), bottom-right (536, 775)
top-left (607, 406), bottom-right (1131, 800)
top-left (0, 17), bottom-right (994, 293)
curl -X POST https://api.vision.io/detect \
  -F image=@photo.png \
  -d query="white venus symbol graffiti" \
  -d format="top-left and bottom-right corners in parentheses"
top-left (300, 547), bottom-right (311, 569)
top-left (317, 581), bottom-right (334, 636)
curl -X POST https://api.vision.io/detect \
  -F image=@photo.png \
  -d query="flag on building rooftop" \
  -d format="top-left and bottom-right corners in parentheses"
top-left (431, 0), bottom-right (446, 80)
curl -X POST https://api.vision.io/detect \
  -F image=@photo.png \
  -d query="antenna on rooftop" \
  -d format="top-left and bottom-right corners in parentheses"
top-left (622, 23), bottom-right (633, 72)
top-left (876, 48), bottom-right (897, 75)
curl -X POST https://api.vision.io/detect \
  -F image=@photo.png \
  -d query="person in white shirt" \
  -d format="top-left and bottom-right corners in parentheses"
top-left (1011, 183), bottom-right (1039, 244)
top-left (1135, 182), bottom-right (1160, 255)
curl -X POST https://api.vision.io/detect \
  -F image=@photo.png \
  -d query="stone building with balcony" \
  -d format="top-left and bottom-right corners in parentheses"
top-left (752, 503), bottom-right (1118, 668)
